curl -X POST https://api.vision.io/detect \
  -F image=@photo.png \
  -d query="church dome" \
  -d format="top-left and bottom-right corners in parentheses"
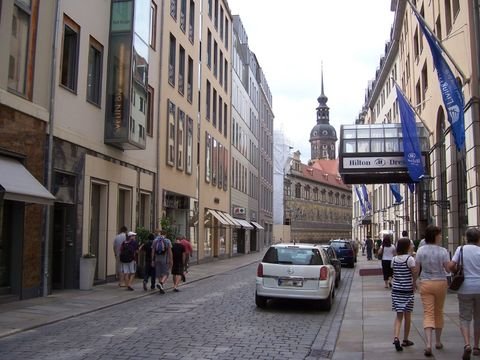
top-left (310, 124), bottom-right (337, 141)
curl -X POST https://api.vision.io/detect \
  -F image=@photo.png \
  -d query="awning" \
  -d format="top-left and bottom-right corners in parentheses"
top-left (208, 209), bottom-right (230, 226)
top-left (221, 212), bottom-right (242, 227)
top-left (0, 156), bottom-right (55, 205)
top-left (235, 218), bottom-right (254, 229)
top-left (214, 211), bottom-right (236, 227)
top-left (251, 221), bottom-right (265, 230)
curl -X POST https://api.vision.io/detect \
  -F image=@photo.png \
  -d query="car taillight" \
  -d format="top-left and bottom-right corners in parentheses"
top-left (320, 266), bottom-right (328, 281)
top-left (257, 263), bottom-right (264, 277)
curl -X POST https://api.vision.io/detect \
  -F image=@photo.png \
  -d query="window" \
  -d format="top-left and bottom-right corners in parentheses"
top-left (168, 34), bottom-right (176, 86)
top-left (61, 15), bottom-right (80, 92)
top-left (180, 0), bottom-right (186, 32)
top-left (220, 6), bottom-right (224, 40)
top-left (186, 116), bottom-right (193, 174)
top-left (219, 96), bottom-right (223, 133)
top-left (188, 0), bottom-right (195, 43)
top-left (445, 0), bottom-right (452, 34)
top-left (187, 56), bottom-right (193, 103)
top-left (416, 80), bottom-right (422, 108)
top-left (223, 103), bottom-right (227, 137)
top-left (212, 138), bottom-right (217, 185)
top-left (224, 59), bottom-right (228, 92)
top-left (212, 88), bottom-right (217, 127)
top-left (146, 86), bottom-right (154, 136)
top-left (452, 0), bottom-right (460, 19)
top-left (213, 40), bottom-right (218, 77)
top-left (178, 46), bottom-right (185, 95)
top-left (207, 30), bottom-right (212, 68)
top-left (421, 62), bottom-right (428, 99)
top-left (170, 0), bottom-right (177, 20)
top-left (167, 100), bottom-right (176, 166)
top-left (225, 18), bottom-right (229, 49)
top-left (177, 109), bottom-right (185, 170)
top-left (86, 37), bottom-right (103, 105)
top-left (435, 15), bottom-right (442, 40)
top-left (206, 80), bottom-right (211, 120)
top-left (8, 1), bottom-right (31, 95)
top-left (214, 0), bottom-right (218, 28)
top-left (295, 184), bottom-right (301, 198)
top-left (219, 51), bottom-right (223, 86)
top-left (208, 0), bottom-right (212, 19)
top-left (205, 132), bottom-right (212, 182)
top-left (150, 1), bottom-right (157, 49)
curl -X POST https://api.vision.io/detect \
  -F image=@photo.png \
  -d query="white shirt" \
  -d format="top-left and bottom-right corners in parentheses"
top-left (452, 244), bottom-right (480, 294)
top-left (381, 245), bottom-right (396, 261)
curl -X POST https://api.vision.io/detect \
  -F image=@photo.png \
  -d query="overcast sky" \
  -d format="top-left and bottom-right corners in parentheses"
top-left (227, 0), bottom-right (395, 162)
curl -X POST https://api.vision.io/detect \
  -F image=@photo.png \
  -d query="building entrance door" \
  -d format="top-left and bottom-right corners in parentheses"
top-left (52, 204), bottom-right (76, 289)
top-left (250, 230), bottom-right (257, 252)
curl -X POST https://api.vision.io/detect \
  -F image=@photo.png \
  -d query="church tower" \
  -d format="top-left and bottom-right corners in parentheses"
top-left (309, 66), bottom-right (337, 160)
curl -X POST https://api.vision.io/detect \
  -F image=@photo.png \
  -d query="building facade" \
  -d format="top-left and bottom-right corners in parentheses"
top-left (352, 0), bottom-right (480, 251)
top-left (0, 0), bottom-right (56, 299)
top-left (0, 0), bottom-right (275, 300)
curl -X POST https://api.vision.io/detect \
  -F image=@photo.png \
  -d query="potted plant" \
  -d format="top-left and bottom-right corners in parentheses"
top-left (79, 253), bottom-right (96, 290)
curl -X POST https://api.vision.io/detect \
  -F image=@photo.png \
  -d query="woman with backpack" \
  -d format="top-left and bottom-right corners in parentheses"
top-left (151, 229), bottom-right (172, 294)
top-left (119, 231), bottom-right (138, 291)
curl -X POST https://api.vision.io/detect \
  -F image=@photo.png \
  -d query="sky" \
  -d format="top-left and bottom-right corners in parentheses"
top-left (227, 0), bottom-right (395, 162)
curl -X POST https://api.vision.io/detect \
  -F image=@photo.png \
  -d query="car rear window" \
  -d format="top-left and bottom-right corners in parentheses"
top-left (262, 247), bottom-right (323, 265)
top-left (330, 242), bottom-right (352, 249)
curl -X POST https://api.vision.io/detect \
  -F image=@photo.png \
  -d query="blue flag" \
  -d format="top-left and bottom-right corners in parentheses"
top-left (390, 184), bottom-right (403, 204)
top-left (413, 10), bottom-right (465, 150)
top-left (355, 185), bottom-right (366, 216)
top-left (395, 85), bottom-right (425, 182)
top-left (361, 184), bottom-right (372, 210)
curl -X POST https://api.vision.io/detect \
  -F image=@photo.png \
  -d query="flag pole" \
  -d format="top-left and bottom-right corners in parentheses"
top-left (405, 0), bottom-right (469, 84)
top-left (393, 80), bottom-right (433, 136)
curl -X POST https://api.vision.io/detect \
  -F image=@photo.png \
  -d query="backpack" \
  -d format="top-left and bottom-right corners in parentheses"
top-left (155, 236), bottom-right (167, 255)
top-left (120, 241), bottom-right (135, 263)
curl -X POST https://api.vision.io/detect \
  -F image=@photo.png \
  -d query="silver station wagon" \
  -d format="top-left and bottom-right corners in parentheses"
top-left (255, 243), bottom-right (336, 310)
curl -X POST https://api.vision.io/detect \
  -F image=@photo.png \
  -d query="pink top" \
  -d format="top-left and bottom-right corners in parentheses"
top-left (180, 239), bottom-right (193, 254)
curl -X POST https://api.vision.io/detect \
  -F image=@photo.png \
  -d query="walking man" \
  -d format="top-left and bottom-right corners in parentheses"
top-left (113, 226), bottom-right (128, 287)
top-left (171, 237), bottom-right (187, 292)
top-left (151, 229), bottom-right (172, 294)
top-left (366, 235), bottom-right (374, 261)
top-left (139, 233), bottom-right (156, 291)
top-left (119, 231), bottom-right (138, 291)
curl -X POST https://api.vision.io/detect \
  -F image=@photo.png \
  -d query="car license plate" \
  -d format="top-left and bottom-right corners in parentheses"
top-left (278, 278), bottom-right (303, 287)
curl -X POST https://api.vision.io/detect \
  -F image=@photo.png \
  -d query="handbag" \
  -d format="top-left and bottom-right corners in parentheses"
top-left (449, 246), bottom-right (464, 291)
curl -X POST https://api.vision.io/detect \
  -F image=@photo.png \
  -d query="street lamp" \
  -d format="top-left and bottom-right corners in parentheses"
top-left (423, 175), bottom-right (451, 210)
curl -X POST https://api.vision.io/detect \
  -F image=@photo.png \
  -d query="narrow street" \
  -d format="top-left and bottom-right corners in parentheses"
top-left (0, 263), bottom-right (354, 360)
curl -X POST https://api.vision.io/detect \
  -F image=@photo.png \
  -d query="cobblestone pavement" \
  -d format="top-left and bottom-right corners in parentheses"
top-left (0, 263), bottom-right (354, 360)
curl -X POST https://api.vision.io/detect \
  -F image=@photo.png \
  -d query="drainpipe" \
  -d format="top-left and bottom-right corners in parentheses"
top-left (44, 0), bottom-right (61, 296)
top-left (155, 0), bottom-right (166, 229)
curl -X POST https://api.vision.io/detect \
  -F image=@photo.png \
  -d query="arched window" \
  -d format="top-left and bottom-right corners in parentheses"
top-left (304, 185), bottom-right (310, 200)
top-left (295, 183), bottom-right (301, 198)
top-left (313, 187), bottom-right (319, 201)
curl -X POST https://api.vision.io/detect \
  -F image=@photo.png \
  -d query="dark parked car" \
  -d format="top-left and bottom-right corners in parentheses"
top-left (329, 239), bottom-right (356, 268)
top-left (320, 245), bottom-right (341, 288)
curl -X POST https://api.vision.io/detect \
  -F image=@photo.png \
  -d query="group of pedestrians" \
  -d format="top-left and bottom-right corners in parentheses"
top-left (379, 225), bottom-right (480, 359)
top-left (113, 226), bottom-right (193, 294)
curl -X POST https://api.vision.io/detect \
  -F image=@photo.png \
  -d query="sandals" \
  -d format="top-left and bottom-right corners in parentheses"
top-left (424, 347), bottom-right (433, 357)
top-left (463, 345), bottom-right (472, 360)
top-left (473, 347), bottom-right (480, 356)
top-left (393, 337), bottom-right (403, 352)
top-left (402, 340), bottom-right (414, 347)
top-left (435, 343), bottom-right (444, 350)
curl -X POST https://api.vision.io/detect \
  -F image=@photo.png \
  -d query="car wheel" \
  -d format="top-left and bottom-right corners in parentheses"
top-left (349, 262), bottom-right (355, 268)
top-left (255, 292), bottom-right (268, 309)
top-left (321, 289), bottom-right (333, 311)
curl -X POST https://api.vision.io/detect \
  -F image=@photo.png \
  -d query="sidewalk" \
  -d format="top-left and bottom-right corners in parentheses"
top-left (0, 252), bottom-right (264, 339)
top-left (333, 254), bottom-right (464, 360)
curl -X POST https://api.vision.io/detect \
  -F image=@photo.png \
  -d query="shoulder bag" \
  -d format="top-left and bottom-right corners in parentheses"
top-left (449, 246), bottom-right (464, 291)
